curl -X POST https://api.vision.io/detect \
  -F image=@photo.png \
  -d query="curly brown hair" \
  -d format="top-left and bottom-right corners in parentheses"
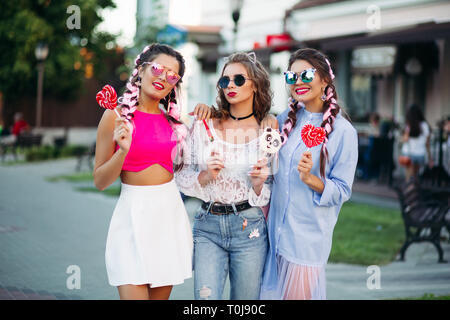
top-left (212, 52), bottom-right (273, 124)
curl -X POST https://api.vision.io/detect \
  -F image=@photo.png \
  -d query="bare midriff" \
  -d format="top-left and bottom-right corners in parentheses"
top-left (120, 164), bottom-right (173, 186)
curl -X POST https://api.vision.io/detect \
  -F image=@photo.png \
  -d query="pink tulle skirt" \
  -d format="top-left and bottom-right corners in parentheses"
top-left (260, 254), bottom-right (326, 300)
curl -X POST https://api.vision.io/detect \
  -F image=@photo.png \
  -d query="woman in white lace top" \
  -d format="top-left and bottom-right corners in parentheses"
top-left (175, 52), bottom-right (277, 300)
top-left (176, 117), bottom-right (272, 206)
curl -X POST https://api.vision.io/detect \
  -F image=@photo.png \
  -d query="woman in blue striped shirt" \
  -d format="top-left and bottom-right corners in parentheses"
top-left (260, 48), bottom-right (358, 300)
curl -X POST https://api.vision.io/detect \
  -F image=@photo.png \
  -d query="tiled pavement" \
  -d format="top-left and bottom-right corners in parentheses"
top-left (0, 285), bottom-right (82, 300)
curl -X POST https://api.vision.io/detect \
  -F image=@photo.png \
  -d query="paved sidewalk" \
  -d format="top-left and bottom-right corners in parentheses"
top-left (0, 158), bottom-right (449, 300)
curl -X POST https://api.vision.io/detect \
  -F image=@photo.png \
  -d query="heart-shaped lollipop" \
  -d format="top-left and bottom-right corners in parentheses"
top-left (301, 124), bottom-right (326, 149)
top-left (96, 85), bottom-right (120, 117)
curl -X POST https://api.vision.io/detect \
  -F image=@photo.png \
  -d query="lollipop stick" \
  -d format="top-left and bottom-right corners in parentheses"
top-left (203, 119), bottom-right (214, 142)
top-left (113, 108), bottom-right (121, 118)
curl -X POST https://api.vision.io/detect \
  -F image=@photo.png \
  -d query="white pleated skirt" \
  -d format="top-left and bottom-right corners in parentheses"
top-left (105, 179), bottom-right (193, 287)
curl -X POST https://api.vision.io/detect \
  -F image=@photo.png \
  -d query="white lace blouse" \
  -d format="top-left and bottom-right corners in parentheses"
top-left (175, 119), bottom-right (273, 207)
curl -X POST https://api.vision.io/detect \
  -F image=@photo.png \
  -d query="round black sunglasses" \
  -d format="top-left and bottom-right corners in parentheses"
top-left (218, 74), bottom-right (252, 89)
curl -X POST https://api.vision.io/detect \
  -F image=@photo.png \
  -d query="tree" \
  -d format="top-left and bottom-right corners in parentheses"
top-left (0, 0), bottom-right (117, 119)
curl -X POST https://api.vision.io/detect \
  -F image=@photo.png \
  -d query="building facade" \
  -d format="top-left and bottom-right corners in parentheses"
top-left (285, 0), bottom-right (450, 128)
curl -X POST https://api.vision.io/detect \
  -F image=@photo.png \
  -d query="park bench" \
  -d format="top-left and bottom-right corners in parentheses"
top-left (394, 179), bottom-right (449, 263)
top-left (420, 165), bottom-right (450, 241)
top-left (75, 142), bottom-right (95, 172)
top-left (0, 133), bottom-right (43, 162)
top-left (17, 133), bottom-right (43, 148)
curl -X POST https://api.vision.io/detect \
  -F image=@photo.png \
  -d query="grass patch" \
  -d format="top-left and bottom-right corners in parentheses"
top-left (0, 159), bottom-right (28, 166)
top-left (76, 186), bottom-right (121, 197)
top-left (46, 172), bottom-right (93, 182)
top-left (1, 145), bottom-right (89, 165)
top-left (329, 201), bottom-right (404, 266)
top-left (396, 293), bottom-right (450, 300)
top-left (47, 171), bottom-right (120, 197)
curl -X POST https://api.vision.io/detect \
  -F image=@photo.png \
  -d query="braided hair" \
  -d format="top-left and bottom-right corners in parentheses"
top-left (281, 48), bottom-right (348, 179)
top-left (118, 43), bottom-right (187, 172)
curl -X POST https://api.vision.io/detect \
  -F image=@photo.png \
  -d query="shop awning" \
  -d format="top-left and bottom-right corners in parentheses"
top-left (317, 22), bottom-right (450, 51)
top-left (285, 0), bottom-right (450, 49)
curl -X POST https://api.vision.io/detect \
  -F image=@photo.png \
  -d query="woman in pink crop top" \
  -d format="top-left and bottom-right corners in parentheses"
top-left (93, 44), bottom-right (193, 300)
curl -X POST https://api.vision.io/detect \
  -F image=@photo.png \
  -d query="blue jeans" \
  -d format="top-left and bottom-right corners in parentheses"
top-left (193, 205), bottom-right (268, 300)
top-left (410, 154), bottom-right (425, 165)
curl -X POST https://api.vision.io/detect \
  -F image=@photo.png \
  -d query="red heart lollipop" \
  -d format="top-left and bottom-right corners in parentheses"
top-left (96, 85), bottom-right (117, 110)
top-left (301, 124), bottom-right (326, 148)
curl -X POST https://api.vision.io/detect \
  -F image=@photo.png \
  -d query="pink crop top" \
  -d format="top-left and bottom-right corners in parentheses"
top-left (115, 110), bottom-right (176, 173)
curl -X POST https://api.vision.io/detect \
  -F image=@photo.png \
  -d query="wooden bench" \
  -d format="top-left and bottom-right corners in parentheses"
top-left (17, 133), bottom-right (43, 148)
top-left (394, 179), bottom-right (449, 263)
top-left (0, 133), bottom-right (43, 162)
top-left (75, 142), bottom-right (95, 172)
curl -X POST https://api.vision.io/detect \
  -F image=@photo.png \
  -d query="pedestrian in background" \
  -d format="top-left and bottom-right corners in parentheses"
top-left (12, 112), bottom-right (30, 136)
top-left (401, 104), bottom-right (433, 181)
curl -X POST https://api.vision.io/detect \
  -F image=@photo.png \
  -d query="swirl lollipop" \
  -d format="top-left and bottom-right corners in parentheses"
top-left (301, 124), bottom-right (326, 151)
top-left (96, 85), bottom-right (120, 118)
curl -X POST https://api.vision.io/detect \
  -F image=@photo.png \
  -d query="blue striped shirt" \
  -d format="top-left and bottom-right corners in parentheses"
top-left (261, 105), bottom-right (358, 291)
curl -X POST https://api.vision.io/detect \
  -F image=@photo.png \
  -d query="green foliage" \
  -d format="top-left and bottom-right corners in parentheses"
top-left (24, 145), bottom-right (54, 161)
top-left (59, 145), bottom-right (89, 157)
top-left (24, 144), bottom-right (88, 162)
top-left (0, 0), bottom-right (117, 105)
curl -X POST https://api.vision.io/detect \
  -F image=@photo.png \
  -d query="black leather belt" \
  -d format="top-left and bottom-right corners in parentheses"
top-left (201, 200), bottom-right (251, 215)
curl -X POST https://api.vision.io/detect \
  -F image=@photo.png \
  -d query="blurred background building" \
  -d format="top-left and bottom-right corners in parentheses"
top-left (135, 0), bottom-right (450, 131)
top-left (1, 0), bottom-right (449, 177)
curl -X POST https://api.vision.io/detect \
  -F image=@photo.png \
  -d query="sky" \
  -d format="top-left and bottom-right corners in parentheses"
top-left (97, 0), bottom-right (202, 47)
top-left (96, 0), bottom-right (137, 47)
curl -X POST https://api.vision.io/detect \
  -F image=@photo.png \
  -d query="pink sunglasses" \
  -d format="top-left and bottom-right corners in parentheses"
top-left (142, 62), bottom-right (181, 86)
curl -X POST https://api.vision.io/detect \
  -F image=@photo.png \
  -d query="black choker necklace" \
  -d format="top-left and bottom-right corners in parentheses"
top-left (229, 111), bottom-right (254, 121)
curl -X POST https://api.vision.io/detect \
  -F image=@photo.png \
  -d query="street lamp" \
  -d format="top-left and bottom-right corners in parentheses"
top-left (35, 42), bottom-right (49, 128)
top-left (231, 0), bottom-right (243, 51)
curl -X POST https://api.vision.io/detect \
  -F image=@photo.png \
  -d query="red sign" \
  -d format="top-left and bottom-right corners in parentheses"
top-left (266, 33), bottom-right (292, 52)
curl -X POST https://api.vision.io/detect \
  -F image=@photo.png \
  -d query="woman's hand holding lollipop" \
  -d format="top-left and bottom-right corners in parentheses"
top-left (297, 151), bottom-right (313, 183)
top-left (96, 84), bottom-right (133, 152)
top-left (297, 124), bottom-right (326, 192)
top-left (249, 157), bottom-right (269, 195)
top-left (198, 150), bottom-right (225, 187)
top-left (113, 117), bottom-right (132, 153)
